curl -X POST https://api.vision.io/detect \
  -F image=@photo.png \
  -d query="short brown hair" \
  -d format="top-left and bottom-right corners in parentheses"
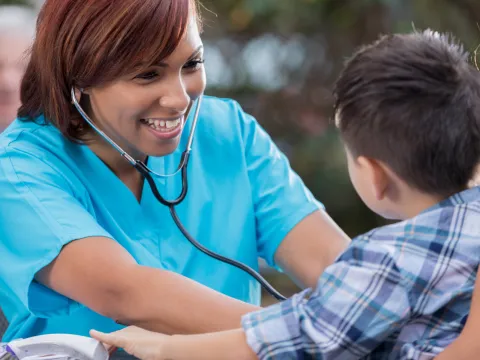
top-left (334, 30), bottom-right (480, 197)
top-left (19, 0), bottom-right (198, 141)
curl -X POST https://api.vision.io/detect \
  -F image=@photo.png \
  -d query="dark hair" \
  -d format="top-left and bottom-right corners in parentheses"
top-left (334, 30), bottom-right (480, 197)
top-left (18, 0), bottom-right (200, 141)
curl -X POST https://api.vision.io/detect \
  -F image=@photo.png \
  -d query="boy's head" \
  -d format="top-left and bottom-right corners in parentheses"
top-left (334, 30), bottom-right (480, 219)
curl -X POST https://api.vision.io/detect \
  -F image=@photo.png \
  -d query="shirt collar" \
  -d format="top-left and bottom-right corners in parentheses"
top-left (421, 186), bottom-right (480, 215)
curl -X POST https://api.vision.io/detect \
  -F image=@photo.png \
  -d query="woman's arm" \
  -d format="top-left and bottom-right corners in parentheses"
top-left (37, 236), bottom-right (260, 334)
top-left (274, 210), bottom-right (350, 289)
top-left (234, 100), bottom-right (350, 290)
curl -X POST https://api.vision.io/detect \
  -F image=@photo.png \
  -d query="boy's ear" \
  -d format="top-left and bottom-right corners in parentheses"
top-left (357, 156), bottom-right (389, 201)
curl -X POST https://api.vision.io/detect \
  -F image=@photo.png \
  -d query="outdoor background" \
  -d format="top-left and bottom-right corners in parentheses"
top-left (2, 0), bottom-right (480, 304)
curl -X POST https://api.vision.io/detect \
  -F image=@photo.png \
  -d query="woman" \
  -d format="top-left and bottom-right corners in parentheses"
top-left (0, 0), bottom-right (349, 342)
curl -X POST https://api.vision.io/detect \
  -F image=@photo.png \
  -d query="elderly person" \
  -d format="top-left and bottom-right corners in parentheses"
top-left (0, 5), bottom-right (36, 131)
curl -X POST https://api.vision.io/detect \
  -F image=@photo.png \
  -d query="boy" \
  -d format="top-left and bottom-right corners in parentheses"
top-left (90, 30), bottom-right (480, 359)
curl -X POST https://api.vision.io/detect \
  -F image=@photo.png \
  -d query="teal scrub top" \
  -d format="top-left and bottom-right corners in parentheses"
top-left (0, 96), bottom-right (322, 341)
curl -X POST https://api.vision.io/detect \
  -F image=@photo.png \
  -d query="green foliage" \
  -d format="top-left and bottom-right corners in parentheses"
top-left (0, 0), bottom-right (31, 6)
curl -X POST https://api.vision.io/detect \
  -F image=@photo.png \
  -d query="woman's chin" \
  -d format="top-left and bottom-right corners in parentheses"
top-left (139, 122), bottom-right (184, 157)
top-left (143, 140), bottom-right (181, 158)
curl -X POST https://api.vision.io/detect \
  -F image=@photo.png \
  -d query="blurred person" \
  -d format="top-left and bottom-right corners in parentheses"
top-left (0, 0), bottom-right (350, 346)
top-left (91, 30), bottom-right (480, 359)
top-left (0, 5), bottom-right (35, 131)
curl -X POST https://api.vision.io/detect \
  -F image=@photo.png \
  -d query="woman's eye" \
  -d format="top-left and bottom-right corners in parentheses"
top-left (135, 71), bottom-right (159, 80)
top-left (183, 59), bottom-right (205, 71)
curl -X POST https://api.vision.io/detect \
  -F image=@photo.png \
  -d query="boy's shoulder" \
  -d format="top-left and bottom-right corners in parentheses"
top-left (344, 187), bottom-right (480, 287)
top-left (359, 187), bottom-right (480, 248)
top-left (339, 187), bottom-right (480, 316)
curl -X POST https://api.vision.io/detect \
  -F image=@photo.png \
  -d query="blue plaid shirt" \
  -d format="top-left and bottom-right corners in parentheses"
top-left (242, 186), bottom-right (480, 359)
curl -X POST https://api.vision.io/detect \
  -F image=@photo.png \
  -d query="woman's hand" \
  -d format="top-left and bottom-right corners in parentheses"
top-left (91, 327), bottom-right (258, 360)
top-left (90, 326), bottom-right (168, 360)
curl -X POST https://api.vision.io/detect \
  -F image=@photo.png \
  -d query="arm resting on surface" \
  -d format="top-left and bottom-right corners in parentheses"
top-left (36, 236), bottom-right (260, 334)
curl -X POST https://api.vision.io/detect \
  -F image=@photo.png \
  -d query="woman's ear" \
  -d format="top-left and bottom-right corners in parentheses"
top-left (72, 88), bottom-right (83, 104)
top-left (357, 156), bottom-right (389, 201)
top-left (77, 88), bottom-right (83, 102)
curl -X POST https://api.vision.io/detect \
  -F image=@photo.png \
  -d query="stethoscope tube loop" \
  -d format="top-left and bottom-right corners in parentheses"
top-left (134, 154), bottom-right (189, 207)
top-left (168, 204), bottom-right (287, 301)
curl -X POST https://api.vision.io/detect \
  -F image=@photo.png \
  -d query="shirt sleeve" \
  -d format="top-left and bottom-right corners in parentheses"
top-left (241, 239), bottom-right (412, 359)
top-left (0, 146), bottom-right (113, 318)
top-left (236, 102), bottom-right (324, 267)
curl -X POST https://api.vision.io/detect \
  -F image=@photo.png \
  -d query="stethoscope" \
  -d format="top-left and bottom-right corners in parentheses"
top-left (71, 88), bottom-right (287, 301)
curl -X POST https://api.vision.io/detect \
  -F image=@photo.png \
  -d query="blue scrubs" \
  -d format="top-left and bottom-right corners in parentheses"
top-left (0, 96), bottom-right (322, 341)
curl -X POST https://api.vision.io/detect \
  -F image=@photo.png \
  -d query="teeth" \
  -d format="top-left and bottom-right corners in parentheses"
top-left (143, 118), bottom-right (181, 131)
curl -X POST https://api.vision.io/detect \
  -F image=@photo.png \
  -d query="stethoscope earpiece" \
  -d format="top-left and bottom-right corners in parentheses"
top-left (71, 88), bottom-right (83, 105)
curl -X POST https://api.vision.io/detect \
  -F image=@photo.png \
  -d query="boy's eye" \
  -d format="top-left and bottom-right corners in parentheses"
top-left (183, 59), bottom-right (205, 71)
top-left (135, 71), bottom-right (159, 80)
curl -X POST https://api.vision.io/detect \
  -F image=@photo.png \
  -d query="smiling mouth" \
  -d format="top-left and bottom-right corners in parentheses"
top-left (140, 118), bottom-right (182, 133)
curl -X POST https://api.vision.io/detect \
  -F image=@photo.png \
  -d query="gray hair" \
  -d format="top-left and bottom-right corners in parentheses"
top-left (0, 5), bottom-right (36, 40)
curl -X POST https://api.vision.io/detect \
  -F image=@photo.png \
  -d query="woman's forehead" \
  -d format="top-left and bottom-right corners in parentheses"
top-left (161, 19), bottom-right (203, 64)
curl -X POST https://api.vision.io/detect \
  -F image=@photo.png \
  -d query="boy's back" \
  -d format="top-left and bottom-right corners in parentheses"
top-left (352, 187), bottom-right (479, 357)
top-left (243, 187), bottom-right (480, 359)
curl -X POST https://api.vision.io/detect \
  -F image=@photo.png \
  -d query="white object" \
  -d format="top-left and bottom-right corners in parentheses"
top-left (7, 334), bottom-right (108, 360)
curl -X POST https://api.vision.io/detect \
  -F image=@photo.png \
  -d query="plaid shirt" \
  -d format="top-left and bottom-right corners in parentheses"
top-left (242, 186), bottom-right (480, 359)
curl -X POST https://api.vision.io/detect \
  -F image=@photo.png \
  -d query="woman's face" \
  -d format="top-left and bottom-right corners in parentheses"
top-left (83, 19), bottom-right (206, 158)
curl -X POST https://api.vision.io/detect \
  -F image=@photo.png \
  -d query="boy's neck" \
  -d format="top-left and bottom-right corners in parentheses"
top-left (393, 187), bottom-right (446, 220)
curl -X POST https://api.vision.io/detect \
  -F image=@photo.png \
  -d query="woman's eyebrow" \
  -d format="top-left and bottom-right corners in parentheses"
top-left (154, 45), bottom-right (204, 68)
top-left (187, 45), bottom-right (204, 61)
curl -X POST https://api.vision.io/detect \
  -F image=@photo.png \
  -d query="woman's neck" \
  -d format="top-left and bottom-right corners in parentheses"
top-left (87, 132), bottom-right (146, 201)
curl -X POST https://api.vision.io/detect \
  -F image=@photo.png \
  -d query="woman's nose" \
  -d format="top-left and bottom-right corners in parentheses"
top-left (158, 79), bottom-right (190, 113)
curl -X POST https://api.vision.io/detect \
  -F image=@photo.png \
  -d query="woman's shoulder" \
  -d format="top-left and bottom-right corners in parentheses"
top-left (0, 116), bottom-right (80, 183)
top-left (197, 95), bottom-right (258, 138)
top-left (199, 96), bottom-right (254, 123)
top-left (200, 95), bottom-right (240, 112)
top-left (0, 115), bottom-right (68, 155)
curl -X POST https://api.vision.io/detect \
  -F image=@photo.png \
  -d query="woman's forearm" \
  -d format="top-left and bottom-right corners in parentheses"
top-left (37, 237), bottom-right (258, 335)
top-left (435, 333), bottom-right (480, 360)
top-left (114, 266), bottom-right (261, 334)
